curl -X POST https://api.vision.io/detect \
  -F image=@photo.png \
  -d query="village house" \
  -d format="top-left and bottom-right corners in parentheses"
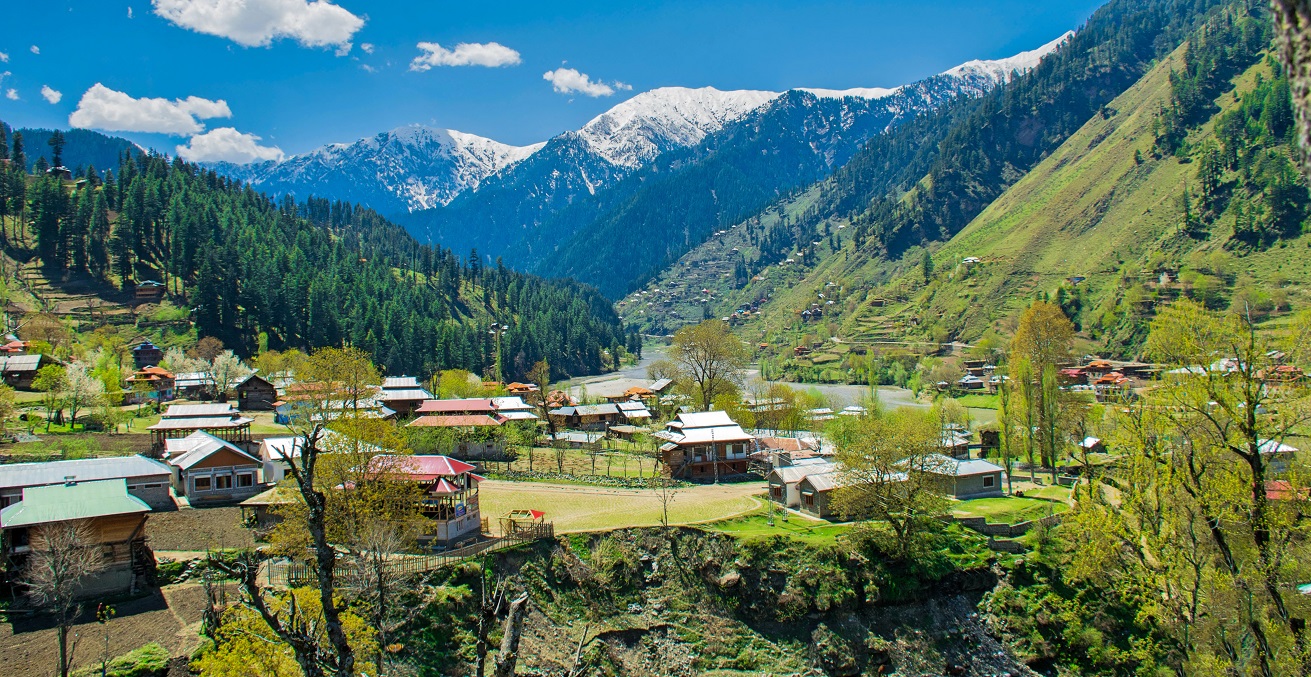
top-left (654, 411), bottom-right (755, 480)
top-left (0, 339), bottom-right (31, 355)
top-left (173, 371), bottom-right (215, 400)
top-left (914, 454), bottom-right (1005, 499)
top-left (548, 403), bottom-right (625, 431)
top-left (233, 373), bottom-right (278, 411)
top-left (491, 396), bottom-right (540, 422)
top-left (258, 436), bottom-right (304, 484)
top-left (767, 457), bottom-right (836, 508)
top-left (125, 365), bottom-right (176, 404)
top-left (0, 354), bottom-right (52, 390)
top-left (617, 400), bottom-right (653, 424)
top-left (378, 376), bottom-right (434, 416)
top-left (504, 382), bottom-right (540, 395)
top-left (370, 454), bottom-right (485, 549)
top-left (134, 280), bottom-right (166, 302)
top-left (796, 471), bottom-right (848, 518)
top-left (415, 397), bottom-right (498, 417)
top-left (1, 479), bottom-right (154, 596)
top-left (148, 403), bottom-right (253, 453)
top-left (132, 340), bottom-right (164, 369)
top-left (163, 431), bottom-right (263, 504)
top-left (1259, 439), bottom-right (1299, 475)
top-left (0, 455), bottom-right (174, 510)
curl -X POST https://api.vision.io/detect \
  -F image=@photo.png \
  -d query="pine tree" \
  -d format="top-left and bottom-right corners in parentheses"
top-left (48, 130), bottom-right (65, 169)
top-left (89, 191), bottom-right (110, 278)
top-left (11, 131), bottom-right (25, 171)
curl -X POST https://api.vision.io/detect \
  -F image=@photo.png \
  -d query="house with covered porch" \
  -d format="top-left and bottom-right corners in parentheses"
top-left (654, 411), bottom-right (755, 480)
top-left (370, 454), bottom-right (485, 549)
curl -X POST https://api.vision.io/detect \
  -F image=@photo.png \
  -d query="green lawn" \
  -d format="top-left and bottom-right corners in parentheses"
top-left (1023, 484), bottom-right (1074, 503)
top-left (953, 393), bottom-right (999, 410)
top-left (952, 496), bottom-right (1067, 524)
top-left (707, 511), bottom-right (852, 545)
top-left (478, 480), bottom-right (763, 533)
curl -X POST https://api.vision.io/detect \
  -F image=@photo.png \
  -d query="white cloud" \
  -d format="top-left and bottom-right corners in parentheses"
top-left (29, 45), bottom-right (39, 55)
top-left (5, 89), bottom-right (17, 101)
top-left (69, 83), bottom-right (232, 135)
top-left (360, 63), bottom-right (376, 73)
top-left (409, 41), bottom-right (520, 70)
top-left (176, 127), bottom-right (285, 163)
top-left (0, 52), bottom-right (8, 63)
top-left (40, 85), bottom-right (61, 104)
top-left (128, 6), bottom-right (134, 18)
top-left (360, 42), bottom-right (373, 54)
top-left (543, 67), bottom-right (629, 97)
top-left (151, 0), bottom-right (364, 51)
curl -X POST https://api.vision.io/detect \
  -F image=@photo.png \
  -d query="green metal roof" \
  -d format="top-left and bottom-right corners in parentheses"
top-left (0, 479), bottom-right (150, 528)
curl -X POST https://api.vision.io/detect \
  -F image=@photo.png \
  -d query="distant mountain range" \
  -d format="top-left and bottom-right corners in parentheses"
top-left (203, 33), bottom-right (1073, 299)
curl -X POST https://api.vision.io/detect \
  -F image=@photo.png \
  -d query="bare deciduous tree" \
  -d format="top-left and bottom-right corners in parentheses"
top-left (24, 519), bottom-right (108, 677)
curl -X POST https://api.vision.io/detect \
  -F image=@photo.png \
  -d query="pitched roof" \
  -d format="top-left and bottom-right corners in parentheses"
top-left (649, 378), bottom-right (673, 392)
top-left (148, 416), bottom-right (254, 431)
top-left (165, 431), bottom-right (260, 470)
top-left (671, 411), bottom-right (738, 429)
top-left (378, 389), bottom-right (434, 401)
top-left (382, 376), bottom-right (422, 390)
top-left (0, 354), bottom-right (43, 373)
top-left (372, 454), bottom-right (476, 480)
top-left (160, 403), bottom-right (240, 418)
top-left (0, 479), bottom-right (150, 528)
top-left (407, 414), bottom-right (503, 428)
top-left (0, 455), bottom-right (171, 489)
top-left (769, 461), bottom-right (836, 484)
top-left (580, 403), bottom-right (620, 416)
top-left (918, 454), bottom-right (1004, 477)
top-left (415, 398), bottom-right (496, 414)
top-left (491, 396), bottom-right (534, 411)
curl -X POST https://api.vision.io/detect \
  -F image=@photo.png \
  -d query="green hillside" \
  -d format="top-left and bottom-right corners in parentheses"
top-left (627, 3), bottom-right (1311, 386)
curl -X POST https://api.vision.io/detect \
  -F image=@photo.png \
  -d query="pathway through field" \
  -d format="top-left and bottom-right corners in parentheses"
top-left (478, 480), bottom-right (765, 533)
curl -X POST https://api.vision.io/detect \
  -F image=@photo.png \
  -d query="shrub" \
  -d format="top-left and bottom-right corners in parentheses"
top-left (73, 642), bottom-right (170, 677)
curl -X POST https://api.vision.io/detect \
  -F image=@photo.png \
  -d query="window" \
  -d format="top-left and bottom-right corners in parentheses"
top-left (982, 475), bottom-right (995, 488)
top-left (142, 483), bottom-right (164, 489)
top-left (193, 476), bottom-right (212, 492)
top-left (803, 493), bottom-right (814, 507)
top-left (215, 475), bottom-right (233, 490)
top-left (237, 474), bottom-right (254, 488)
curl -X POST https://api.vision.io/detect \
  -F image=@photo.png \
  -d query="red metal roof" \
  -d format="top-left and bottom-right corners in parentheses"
top-left (415, 398), bottom-right (496, 414)
top-left (429, 478), bottom-right (462, 494)
top-left (374, 454), bottom-right (476, 480)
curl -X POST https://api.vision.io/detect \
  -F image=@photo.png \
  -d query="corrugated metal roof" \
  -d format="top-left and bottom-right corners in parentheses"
top-left (573, 404), bottom-right (620, 416)
top-left (407, 415), bottom-right (502, 428)
top-left (379, 389), bottom-right (432, 401)
top-left (0, 479), bottom-right (150, 527)
top-left (165, 431), bottom-right (260, 470)
top-left (382, 376), bottom-right (422, 389)
top-left (371, 454), bottom-right (475, 479)
top-left (162, 403), bottom-right (239, 418)
top-left (416, 398), bottom-right (495, 414)
top-left (672, 411), bottom-right (737, 429)
top-left (0, 455), bottom-right (171, 489)
top-left (148, 416), bottom-right (253, 430)
top-left (0, 354), bottom-right (43, 373)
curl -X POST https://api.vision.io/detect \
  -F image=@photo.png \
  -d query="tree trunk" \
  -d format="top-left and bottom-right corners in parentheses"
top-left (492, 594), bottom-right (529, 677)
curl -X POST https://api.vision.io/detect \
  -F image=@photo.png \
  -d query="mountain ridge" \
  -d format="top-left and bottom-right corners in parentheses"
top-left (212, 35), bottom-right (1071, 220)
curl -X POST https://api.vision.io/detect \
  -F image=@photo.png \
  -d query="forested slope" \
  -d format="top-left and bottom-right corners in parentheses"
top-left (0, 136), bottom-right (628, 380)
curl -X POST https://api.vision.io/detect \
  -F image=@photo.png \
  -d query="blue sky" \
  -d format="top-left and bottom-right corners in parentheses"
top-left (0, 0), bottom-right (1104, 162)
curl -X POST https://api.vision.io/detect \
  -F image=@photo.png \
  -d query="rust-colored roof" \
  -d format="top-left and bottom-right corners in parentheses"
top-left (407, 414), bottom-right (502, 427)
top-left (415, 398), bottom-right (496, 414)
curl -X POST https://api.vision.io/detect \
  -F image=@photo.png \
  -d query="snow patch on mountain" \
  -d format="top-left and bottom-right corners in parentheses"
top-left (575, 87), bottom-right (778, 168)
top-left (943, 30), bottom-right (1073, 83)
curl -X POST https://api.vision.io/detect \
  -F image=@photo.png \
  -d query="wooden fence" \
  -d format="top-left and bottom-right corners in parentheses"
top-left (270, 522), bottom-right (554, 587)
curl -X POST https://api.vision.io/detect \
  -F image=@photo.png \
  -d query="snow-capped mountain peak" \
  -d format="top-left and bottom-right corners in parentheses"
top-left (575, 86), bottom-right (779, 167)
top-left (943, 30), bottom-right (1073, 83)
top-left (797, 87), bottom-right (901, 101)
